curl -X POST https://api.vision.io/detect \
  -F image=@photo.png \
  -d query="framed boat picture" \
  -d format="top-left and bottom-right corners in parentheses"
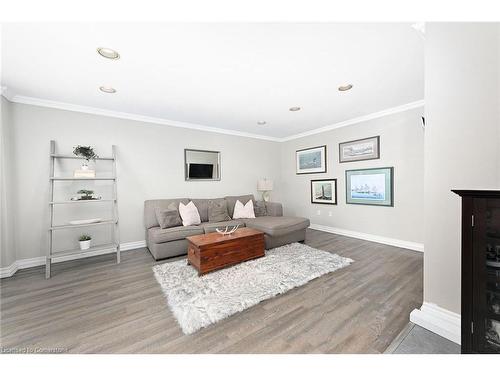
top-left (339, 136), bottom-right (380, 163)
top-left (345, 167), bottom-right (393, 206)
top-left (296, 145), bottom-right (327, 174)
top-left (311, 179), bottom-right (337, 205)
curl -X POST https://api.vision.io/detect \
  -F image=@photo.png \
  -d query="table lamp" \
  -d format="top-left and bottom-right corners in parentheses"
top-left (257, 178), bottom-right (274, 202)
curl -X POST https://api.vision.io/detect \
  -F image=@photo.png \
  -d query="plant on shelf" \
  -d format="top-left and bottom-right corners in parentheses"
top-left (76, 189), bottom-right (100, 200)
top-left (73, 145), bottom-right (98, 170)
top-left (78, 234), bottom-right (92, 250)
top-left (73, 145), bottom-right (98, 161)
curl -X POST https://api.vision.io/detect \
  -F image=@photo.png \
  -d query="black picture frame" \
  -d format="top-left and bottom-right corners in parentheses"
top-left (310, 179), bottom-right (337, 205)
top-left (339, 136), bottom-right (380, 163)
top-left (296, 145), bottom-right (327, 175)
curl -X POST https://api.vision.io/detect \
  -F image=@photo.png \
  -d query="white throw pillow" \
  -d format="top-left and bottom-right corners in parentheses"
top-left (178, 201), bottom-right (201, 226)
top-left (232, 199), bottom-right (256, 219)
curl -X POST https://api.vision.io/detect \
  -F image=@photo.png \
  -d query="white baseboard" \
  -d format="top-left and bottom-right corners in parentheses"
top-left (410, 302), bottom-right (461, 345)
top-left (120, 241), bottom-right (147, 251)
top-left (309, 223), bottom-right (424, 252)
top-left (0, 240), bottom-right (146, 278)
top-left (0, 262), bottom-right (19, 279)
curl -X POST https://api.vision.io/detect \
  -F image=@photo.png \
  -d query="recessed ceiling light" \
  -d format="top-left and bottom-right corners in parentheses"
top-left (338, 84), bottom-right (353, 92)
top-left (97, 47), bottom-right (120, 60)
top-left (257, 121), bottom-right (267, 125)
top-left (289, 107), bottom-right (301, 112)
top-left (99, 86), bottom-right (116, 94)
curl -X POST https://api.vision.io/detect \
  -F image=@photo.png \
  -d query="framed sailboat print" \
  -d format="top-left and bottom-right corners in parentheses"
top-left (339, 136), bottom-right (380, 163)
top-left (311, 179), bottom-right (337, 205)
top-left (296, 145), bottom-right (327, 174)
top-left (345, 167), bottom-right (393, 206)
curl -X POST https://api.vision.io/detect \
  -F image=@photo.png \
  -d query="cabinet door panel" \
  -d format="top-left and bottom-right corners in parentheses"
top-left (473, 198), bottom-right (500, 353)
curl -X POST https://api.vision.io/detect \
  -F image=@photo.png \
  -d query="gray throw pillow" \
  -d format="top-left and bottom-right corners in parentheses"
top-left (254, 200), bottom-right (268, 217)
top-left (208, 199), bottom-right (231, 222)
top-left (155, 203), bottom-right (182, 229)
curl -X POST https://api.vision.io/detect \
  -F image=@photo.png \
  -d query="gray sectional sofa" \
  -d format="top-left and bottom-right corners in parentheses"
top-left (144, 194), bottom-right (310, 260)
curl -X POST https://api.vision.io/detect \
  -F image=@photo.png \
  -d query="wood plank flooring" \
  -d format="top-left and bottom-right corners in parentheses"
top-left (0, 229), bottom-right (423, 353)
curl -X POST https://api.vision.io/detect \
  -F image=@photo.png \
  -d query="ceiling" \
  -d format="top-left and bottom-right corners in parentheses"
top-left (1, 23), bottom-right (424, 140)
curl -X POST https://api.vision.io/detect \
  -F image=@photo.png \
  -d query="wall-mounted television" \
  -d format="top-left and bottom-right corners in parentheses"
top-left (185, 149), bottom-right (221, 181)
top-left (188, 163), bottom-right (214, 179)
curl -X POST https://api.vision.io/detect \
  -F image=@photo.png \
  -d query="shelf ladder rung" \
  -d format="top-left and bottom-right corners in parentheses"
top-left (50, 220), bottom-right (117, 230)
top-left (51, 154), bottom-right (114, 161)
top-left (50, 199), bottom-right (116, 205)
top-left (50, 243), bottom-right (119, 259)
top-left (50, 177), bottom-right (116, 181)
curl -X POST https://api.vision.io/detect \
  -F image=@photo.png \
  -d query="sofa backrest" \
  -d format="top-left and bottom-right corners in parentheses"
top-left (144, 198), bottom-right (189, 229)
top-left (144, 194), bottom-right (256, 228)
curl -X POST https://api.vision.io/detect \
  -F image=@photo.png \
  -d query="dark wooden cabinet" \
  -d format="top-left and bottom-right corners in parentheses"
top-left (453, 190), bottom-right (500, 354)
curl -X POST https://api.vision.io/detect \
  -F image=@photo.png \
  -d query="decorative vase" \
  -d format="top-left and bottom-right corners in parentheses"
top-left (79, 240), bottom-right (91, 250)
top-left (262, 191), bottom-right (271, 202)
top-left (74, 161), bottom-right (95, 178)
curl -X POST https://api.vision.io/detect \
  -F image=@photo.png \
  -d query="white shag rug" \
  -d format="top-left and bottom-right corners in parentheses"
top-left (152, 242), bottom-right (353, 334)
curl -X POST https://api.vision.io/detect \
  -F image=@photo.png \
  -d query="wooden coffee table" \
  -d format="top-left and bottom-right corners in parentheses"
top-left (186, 227), bottom-right (265, 275)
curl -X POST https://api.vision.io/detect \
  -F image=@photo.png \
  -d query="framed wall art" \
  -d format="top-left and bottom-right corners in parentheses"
top-left (311, 179), bottom-right (337, 205)
top-left (296, 145), bottom-right (327, 174)
top-left (345, 167), bottom-right (393, 206)
top-left (339, 136), bottom-right (380, 163)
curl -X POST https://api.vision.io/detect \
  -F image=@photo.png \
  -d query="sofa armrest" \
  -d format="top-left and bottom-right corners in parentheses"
top-left (265, 201), bottom-right (283, 217)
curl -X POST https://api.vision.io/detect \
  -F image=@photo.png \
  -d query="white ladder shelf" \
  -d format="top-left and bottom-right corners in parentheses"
top-left (46, 140), bottom-right (120, 278)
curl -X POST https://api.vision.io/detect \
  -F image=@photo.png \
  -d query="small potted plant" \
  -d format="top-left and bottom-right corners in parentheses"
top-left (73, 145), bottom-right (98, 170)
top-left (79, 234), bottom-right (92, 250)
top-left (76, 189), bottom-right (97, 200)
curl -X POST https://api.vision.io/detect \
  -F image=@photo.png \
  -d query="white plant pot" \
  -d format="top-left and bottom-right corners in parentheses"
top-left (81, 163), bottom-right (89, 171)
top-left (79, 240), bottom-right (91, 250)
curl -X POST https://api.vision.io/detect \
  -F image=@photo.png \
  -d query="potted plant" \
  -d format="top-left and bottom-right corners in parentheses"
top-left (73, 145), bottom-right (98, 170)
top-left (79, 234), bottom-right (92, 250)
top-left (76, 189), bottom-right (97, 200)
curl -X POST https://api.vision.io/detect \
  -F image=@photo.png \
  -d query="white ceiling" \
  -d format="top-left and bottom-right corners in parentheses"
top-left (1, 23), bottom-right (423, 140)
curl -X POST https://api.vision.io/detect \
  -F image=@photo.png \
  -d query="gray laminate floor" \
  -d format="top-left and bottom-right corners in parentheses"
top-left (386, 323), bottom-right (460, 354)
top-left (0, 229), bottom-right (423, 353)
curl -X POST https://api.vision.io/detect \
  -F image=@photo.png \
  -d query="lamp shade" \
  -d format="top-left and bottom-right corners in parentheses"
top-left (257, 179), bottom-right (273, 191)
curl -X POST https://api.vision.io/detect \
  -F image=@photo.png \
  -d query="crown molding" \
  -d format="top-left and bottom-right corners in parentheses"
top-left (280, 100), bottom-right (425, 142)
top-left (3, 92), bottom-right (282, 142)
top-left (1, 86), bottom-right (17, 101)
top-left (1, 89), bottom-right (424, 142)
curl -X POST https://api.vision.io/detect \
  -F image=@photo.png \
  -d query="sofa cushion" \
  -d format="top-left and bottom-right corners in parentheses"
top-left (191, 199), bottom-right (209, 222)
top-left (208, 198), bottom-right (231, 222)
top-left (179, 201), bottom-right (202, 226)
top-left (155, 203), bottom-right (182, 229)
top-left (243, 216), bottom-right (310, 237)
top-left (264, 201), bottom-right (283, 217)
top-left (233, 199), bottom-right (256, 219)
top-left (144, 198), bottom-right (189, 229)
top-left (225, 194), bottom-right (255, 218)
top-left (148, 225), bottom-right (204, 244)
top-left (201, 220), bottom-right (245, 233)
top-left (254, 200), bottom-right (268, 217)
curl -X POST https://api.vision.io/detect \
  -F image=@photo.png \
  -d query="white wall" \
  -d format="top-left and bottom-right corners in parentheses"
top-left (2, 99), bottom-right (425, 270)
top-left (423, 23), bottom-right (500, 314)
top-left (1, 96), bottom-right (16, 268)
top-left (5, 102), bottom-right (282, 264)
top-left (280, 107), bottom-right (424, 245)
